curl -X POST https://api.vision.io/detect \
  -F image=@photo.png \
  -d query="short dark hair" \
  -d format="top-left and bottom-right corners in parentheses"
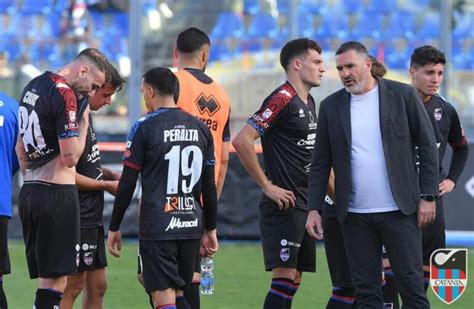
top-left (410, 45), bottom-right (446, 68)
top-left (75, 48), bottom-right (108, 73)
top-left (369, 55), bottom-right (387, 77)
top-left (143, 67), bottom-right (177, 96)
top-left (335, 41), bottom-right (369, 58)
top-left (280, 38), bottom-right (322, 71)
top-left (106, 62), bottom-right (126, 92)
top-left (176, 27), bottom-right (211, 53)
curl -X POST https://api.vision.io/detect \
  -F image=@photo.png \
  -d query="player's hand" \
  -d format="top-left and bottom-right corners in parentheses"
top-left (305, 210), bottom-right (324, 240)
top-left (417, 200), bottom-right (436, 228)
top-left (107, 230), bottom-right (122, 258)
top-left (262, 181), bottom-right (296, 210)
top-left (200, 229), bottom-right (218, 257)
top-left (104, 180), bottom-right (119, 196)
top-left (439, 179), bottom-right (455, 196)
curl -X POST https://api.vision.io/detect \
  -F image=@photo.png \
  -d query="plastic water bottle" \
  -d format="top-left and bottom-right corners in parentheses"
top-left (200, 257), bottom-right (214, 295)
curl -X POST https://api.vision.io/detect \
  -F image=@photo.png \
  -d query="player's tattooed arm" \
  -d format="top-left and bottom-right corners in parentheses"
top-left (15, 136), bottom-right (28, 175)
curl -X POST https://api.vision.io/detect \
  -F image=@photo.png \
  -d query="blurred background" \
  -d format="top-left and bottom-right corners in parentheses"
top-left (2, 0), bottom-right (473, 240)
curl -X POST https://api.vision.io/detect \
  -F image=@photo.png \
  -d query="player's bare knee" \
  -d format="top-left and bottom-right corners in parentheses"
top-left (192, 272), bottom-right (201, 282)
top-left (137, 273), bottom-right (145, 286)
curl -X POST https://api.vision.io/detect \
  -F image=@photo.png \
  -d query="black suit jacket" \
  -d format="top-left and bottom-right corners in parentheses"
top-left (308, 78), bottom-right (439, 223)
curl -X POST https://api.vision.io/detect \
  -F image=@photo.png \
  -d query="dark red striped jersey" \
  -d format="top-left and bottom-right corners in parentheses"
top-left (18, 71), bottom-right (84, 169)
top-left (248, 82), bottom-right (317, 210)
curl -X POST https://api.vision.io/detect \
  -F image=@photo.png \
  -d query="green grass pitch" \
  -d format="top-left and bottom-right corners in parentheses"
top-left (4, 240), bottom-right (473, 308)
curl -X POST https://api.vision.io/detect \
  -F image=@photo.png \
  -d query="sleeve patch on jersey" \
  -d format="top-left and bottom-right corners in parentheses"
top-left (123, 160), bottom-right (141, 171)
top-left (205, 159), bottom-right (215, 166)
top-left (58, 131), bottom-right (80, 139)
top-left (247, 118), bottom-right (266, 136)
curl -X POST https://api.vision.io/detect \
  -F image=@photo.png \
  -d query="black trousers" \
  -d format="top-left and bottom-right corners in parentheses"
top-left (341, 211), bottom-right (429, 309)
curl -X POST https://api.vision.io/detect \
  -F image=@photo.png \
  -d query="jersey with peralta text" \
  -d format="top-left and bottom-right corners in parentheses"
top-left (123, 108), bottom-right (215, 241)
top-left (248, 82), bottom-right (317, 210)
top-left (18, 71), bottom-right (81, 169)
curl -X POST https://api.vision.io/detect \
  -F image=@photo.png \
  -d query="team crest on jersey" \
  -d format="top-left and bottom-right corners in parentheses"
top-left (84, 251), bottom-right (94, 266)
top-left (298, 109), bottom-right (305, 118)
top-left (280, 248), bottom-right (290, 262)
top-left (434, 108), bottom-right (443, 121)
top-left (262, 108), bottom-right (273, 120)
top-left (195, 93), bottom-right (220, 116)
top-left (430, 248), bottom-right (468, 304)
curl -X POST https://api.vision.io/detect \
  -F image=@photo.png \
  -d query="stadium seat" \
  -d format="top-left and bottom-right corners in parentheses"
top-left (315, 14), bottom-right (349, 40)
top-left (366, 0), bottom-right (397, 13)
top-left (20, 0), bottom-right (53, 15)
top-left (385, 10), bottom-right (416, 40)
top-left (351, 11), bottom-right (384, 40)
top-left (244, 0), bottom-right (260, 15)
top-left (0, 0), bottom-right (15, 14)
top-left (384, 44), bottom-right (411, 69)
top-left (453, 14), bottom-right (474, 39)
top-left (298, 0), bottom-right (329, 15)
top-left (338, 0), bottom-right (365, 13)
top-left (0, 36), bottom-right (22, 62)
top-left (417, 13), bottom-right (440, 40)
top-left (246, 12), bottom-right (279, 39)
top-left (210, 11), bottom-right (244, 40)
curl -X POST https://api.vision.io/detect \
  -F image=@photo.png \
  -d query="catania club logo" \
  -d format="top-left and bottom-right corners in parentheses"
top-left (430, 248), bottom-right (468, 304)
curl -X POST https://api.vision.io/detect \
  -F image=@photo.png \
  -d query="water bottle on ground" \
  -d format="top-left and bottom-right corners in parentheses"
top-left (200, 257), bottom-right (214, 295)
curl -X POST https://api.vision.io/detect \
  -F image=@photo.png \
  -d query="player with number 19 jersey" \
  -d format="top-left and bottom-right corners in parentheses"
top-left (122, 108), bottom-right (215, 240)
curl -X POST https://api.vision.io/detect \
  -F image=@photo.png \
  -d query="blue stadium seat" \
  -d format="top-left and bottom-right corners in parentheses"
top-left (366, 0), bottom-right (397, 13)
top-left (384, 44), bottom-right (411, 69)
top-left (417, 14), bottom-right (440, 40)
top-left (246, 12), bottom-right (279, 39)
top-left (0, 0), bottom-right (15, 14)
top-left (7, 13), bottom-right (40, 39)
top-left (210, 11), bottom-right (244, 39)
top-left (315, 14), bottom-right (349, 40)
top-left (0, 36), bottom-right (22, 62)
top-left (351, 12), bottom-right (384, 40)
top-left (244, 0), bottom-right (260, 15)
top-left (20, 0), bottom-right (53, 15)
top-left (276, 0), bottom-right (288, 15)
top-left (338, 0), bottom-right (365, 13)
top-left (112, 12), bottom-right (128, 36)
top-left (298, 0), bottom-right (329, 15)
top-left (453, 14), bottom-right (474, 39)
top-left (452, 40), bottom-right (474, 70)
top-left (385, 11), bottom-right (416, 40)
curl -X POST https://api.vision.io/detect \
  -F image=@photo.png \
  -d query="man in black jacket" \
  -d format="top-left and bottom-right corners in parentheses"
top-left (306, 41), bottom-right (439, 308)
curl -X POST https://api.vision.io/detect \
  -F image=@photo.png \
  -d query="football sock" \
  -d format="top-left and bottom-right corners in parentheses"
top-left (382, 268), bottom-right (399, 309)
top-left (423, 270), bottom-right (430, 292)
top-left (327, 286), bottom-right (356, 308)
top-left (0, 277), bottom-right (7, 309)
top-left (34, 288), bottom-right (62, 309)
top-left (176, 295), bottom-right (191, 309)
top-left (286, 281), bottom-right (300, 308)
top-left (184, 280), bottom-right (200, 309)
top-left (263, 277), bottom-right (294, 309)
top-left (156, 304), bottom-right (176, 309)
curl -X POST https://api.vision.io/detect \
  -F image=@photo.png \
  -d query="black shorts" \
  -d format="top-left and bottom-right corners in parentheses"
top-left (18, 181), bottom-right (80, 279)
top-left (78, 226), bottom-right (108, 272)
top-left (139, 239), bottom-right (200, 293)
top-left (322, 214), bottom-right (352, 287)
top-left (422, 197), bottom-right (445, 265)
top-left (0, 216), bottom-right (10, 275)
top-left (259, 201), bottom-right (316, 272)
